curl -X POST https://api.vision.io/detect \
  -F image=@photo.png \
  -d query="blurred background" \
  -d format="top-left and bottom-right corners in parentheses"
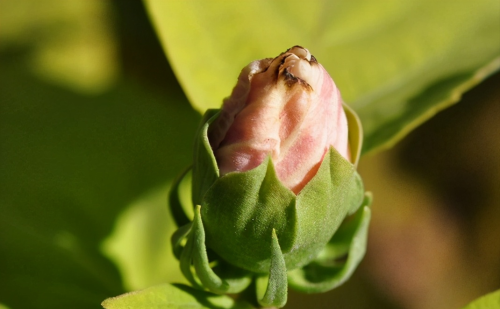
top-left (0, 1), bottom-right (499, 309)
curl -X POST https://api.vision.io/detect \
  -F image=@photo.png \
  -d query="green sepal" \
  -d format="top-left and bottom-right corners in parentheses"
top-left (191, 205), bottom-right (230, 294)
top-left (171, 223), bottom-right (192, 260)
top-left (343, 102), bottom-right (363, 167)
top-left (316, 192), bottom-right (372, 265)
top-left (202, 156), bottom-right (297, 273)
top-left (256, 229), bottom-right (288, 308)
top-left (287, 193), bottom-right (372, 293)
top-left (201, 145), bottom-right (360, 273)
top-left (346, 172), bottom-right (365, 216)
top-left (169, 165), bottom-right (193, 227)
top-left (180, 222), bottom-right (202, 289)
top-left (284, 147), bottom-right (360, 270)
top-left (192, 109), bottom-right (220, 206)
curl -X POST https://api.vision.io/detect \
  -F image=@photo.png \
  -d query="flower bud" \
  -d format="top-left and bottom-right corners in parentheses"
top-left (209, 46), bottom-right (350, 194)
top-left (180, 47), bottom-right (369, 305)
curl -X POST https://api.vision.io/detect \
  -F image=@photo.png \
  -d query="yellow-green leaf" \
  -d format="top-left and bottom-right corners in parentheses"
top-left (101, 284), bottom-right (253, 309)
top-left (462, 289), bottom-right (500, 309)
top-left (145, 0), bottom-right (500, 153)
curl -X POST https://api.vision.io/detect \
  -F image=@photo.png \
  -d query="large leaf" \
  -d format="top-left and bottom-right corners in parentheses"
top-left (462, 289), bottom-right (500, 309)
top-left (145, 0), bottom-right (500, 153)
top-left (0, 60), bottom-right (200, 308)
top-left (101, 284), bottom-right (253, 309)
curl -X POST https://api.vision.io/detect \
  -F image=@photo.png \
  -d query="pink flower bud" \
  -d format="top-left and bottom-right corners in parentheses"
top-left (209, 46), bottom-right (350, 194)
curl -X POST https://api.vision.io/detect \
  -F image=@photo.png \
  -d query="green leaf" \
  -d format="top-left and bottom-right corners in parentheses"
top-left (145, 0), bottom-right (500, 153)
top-left (103, 184), bottom-right (188, 292)
top-left (462, 289), bottom-right (500, 309)
top-left (0, 59), bottom-right (200, 307)
top-left (101, 283), bottom-right (254, 309)
top-left (362, 58), bottom-right (500, 153)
